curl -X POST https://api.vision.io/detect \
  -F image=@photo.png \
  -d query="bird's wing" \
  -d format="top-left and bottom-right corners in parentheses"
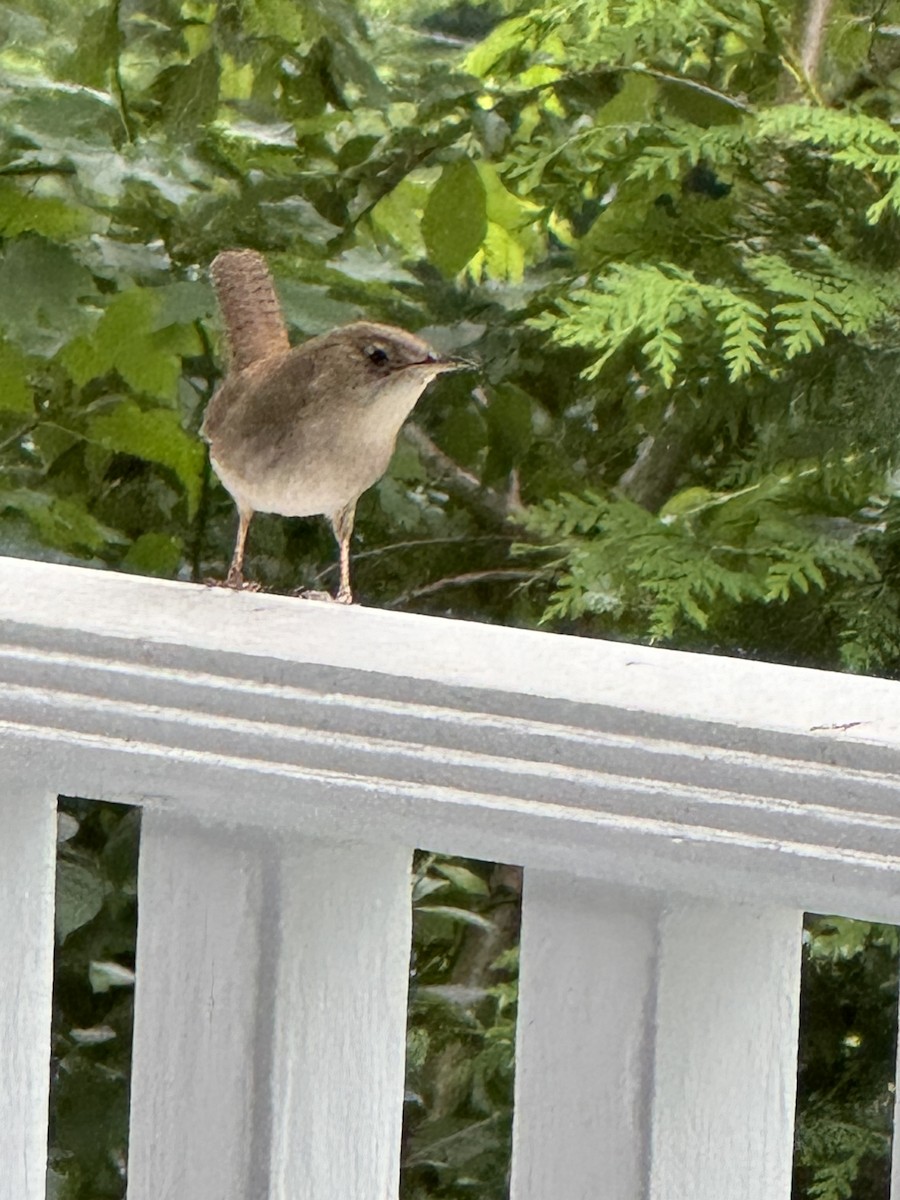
top-left (201, 344), bottom-right (323, 449)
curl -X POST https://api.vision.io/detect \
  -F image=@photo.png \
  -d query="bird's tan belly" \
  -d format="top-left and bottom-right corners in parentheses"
top-left (210, 443), bottom-right (390, 518)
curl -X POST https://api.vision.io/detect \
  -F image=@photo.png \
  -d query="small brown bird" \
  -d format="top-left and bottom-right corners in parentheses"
top-left (203, 249), bottom-right (466, 602)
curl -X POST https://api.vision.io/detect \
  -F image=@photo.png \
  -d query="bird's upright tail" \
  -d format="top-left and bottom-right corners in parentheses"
top-left (210, 249), bottom-right (290, 374)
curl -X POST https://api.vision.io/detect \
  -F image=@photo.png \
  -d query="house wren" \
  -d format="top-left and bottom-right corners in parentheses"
top-left (203, 249), bottom-right (466, 602)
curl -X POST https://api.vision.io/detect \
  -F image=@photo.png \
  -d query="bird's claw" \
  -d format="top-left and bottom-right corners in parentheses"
top-left (204, 575), bottom-right (262, 592)
top-left (291, 587), bottom-right (354, 604)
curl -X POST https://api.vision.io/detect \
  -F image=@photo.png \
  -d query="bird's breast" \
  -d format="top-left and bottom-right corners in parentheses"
top-left (210, 424), bottom-right (398, 519)
top-left (206, 360), bottom-right (443, 519)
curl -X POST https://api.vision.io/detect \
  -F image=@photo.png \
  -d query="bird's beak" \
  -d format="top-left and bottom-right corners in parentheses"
top-left (431, 354), bottom-right (478, 372)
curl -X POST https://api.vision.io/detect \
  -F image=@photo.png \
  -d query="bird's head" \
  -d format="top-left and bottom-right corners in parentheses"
top-left (333, 322), bottom-right (473, 390)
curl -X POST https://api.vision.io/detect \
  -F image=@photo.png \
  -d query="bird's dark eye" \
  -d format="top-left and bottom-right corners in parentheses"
top-left (364, 344), bottom-right (389, 365)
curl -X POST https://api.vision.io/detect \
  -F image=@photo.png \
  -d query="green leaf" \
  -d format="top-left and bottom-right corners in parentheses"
top-left (59, 1), bottom-right (119, 88)
top-left (597, 71), bottom-right (658, 126)
top-left (244, 0), bottom-right (308, 41)
top-left (80, 236), bottom-right (173, 285)
top-left (277, 280), bottom-right (364, 334)
top-left (434, 863), bottom-right (491, 895)
top-left (56, 860), bottom-right (105, 943)
top-left (643, 325), bottom-right (683, 388)
top-left (534, 263), bottom-right (771, 388)
top-left (371, 177), bottom-right (429, 257)
top-left (478, 162), bottom-right (541, 232)
top-left (86, 402), bottom-right (205, 518)
top-left (31, 424), bottom-right (80, 470)
top-left (219, 51), bottom-right (255, 100)
top-left (330, 246), bottom-right (417, 284)
top-left (154, 50), bottom-right (221, 133)
top-left (659, 487), bottom-right (718, 518)
top-left (0, 489), bottom-right (125, 553)
top-left (122, 532), bottom-right (184, 577)
top-left (462, 15), bottom-right (533, 77)
top-left (438, 404), bottom-right (488, 470)
top-left (152, 281), bottom-right (216, 328)
top-left (719, 298), bottom-right (766, 380)
top-left (477, 222), bottom-right (527, 284)
top-left (485, 383), bottom-right (533, 481)
top-left (417, 905), bottom-right (496, 932)
top-left (422, 158), bottom-right (487, 277)
top-left (88, 960), bottom-right (135, 993)
top-left (412, 874), bottom-right (450, 903)
top-left (0, 182), bottom-right (95, 239)
top-left (0, 238), bottom-right (97, 358)
top-left (259, 197), bottom-right (343, 246)
top-left (62, 288), bottom-right (201, 400)
top-left (0, 341), bottom-right (33, 413)
top-left (5, 80), bottom-right (120, 147)
top-left (389, 438), bottom-right (427, 483)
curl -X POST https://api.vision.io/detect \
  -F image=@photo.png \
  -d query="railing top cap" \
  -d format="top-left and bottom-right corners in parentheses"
top-left (1, 554), bottom-right (898, 749)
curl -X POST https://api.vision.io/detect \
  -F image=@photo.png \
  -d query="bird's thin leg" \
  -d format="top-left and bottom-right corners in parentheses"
top-left (331, 502), bottom-right (357, 604)
top-left (226, 508), bottom-right (253, 587)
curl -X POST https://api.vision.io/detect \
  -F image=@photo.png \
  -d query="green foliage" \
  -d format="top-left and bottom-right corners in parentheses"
top-left (423, 158), bottom-right (487, 276)
top-left (522, 466), bottom-right (879, 641)
top-left (86, 403), bottom-right (206, 518)
top-left (404, 854), bottom-right (518, 1200)
top-left (532, 263), bottom-right (768, 387)
top-left (62, 289), bottom-right (202, 401)
top-left (794, 916), bottom-right (899, 1200)
top-left (51, 800), bottom-right (139, 1200)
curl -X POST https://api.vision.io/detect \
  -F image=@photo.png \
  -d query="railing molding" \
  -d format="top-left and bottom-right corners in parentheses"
top-left (1, 556), bottom-right (899, 921)
top-left (1, 555), bottom-right (899, 1200)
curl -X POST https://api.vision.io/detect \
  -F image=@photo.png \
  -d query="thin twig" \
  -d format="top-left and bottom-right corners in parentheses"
top-left (629, 65), bottom-right (752, 112)
top-left (386, 568), bottom-right (538, 609)
top-left (111, 0), bottom-right (136, 143)
top-left (314, 533), bottom-right (516, 582)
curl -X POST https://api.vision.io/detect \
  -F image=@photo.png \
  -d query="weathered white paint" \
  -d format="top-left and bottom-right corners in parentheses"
top-left (512, 887), bottom-right (804, 1200)
top-left (649, 901), bottom-right (803, 1200)
top-left (127, 816), bottom-right (413, 1200)
top-left (268, 840), bottom-right (413, 1200)
top-left (128, 811), bottom-right (271, 1200)
top-left (0, 783), bottom-right (56, 1200)
top-left (0, 555), bottom-right (897, 1199)
top-left (512, 873), bottom-right (659, 1200)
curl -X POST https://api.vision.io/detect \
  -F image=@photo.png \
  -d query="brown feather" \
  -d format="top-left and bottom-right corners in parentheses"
top-left (210, 249), bottom-right (290, 373)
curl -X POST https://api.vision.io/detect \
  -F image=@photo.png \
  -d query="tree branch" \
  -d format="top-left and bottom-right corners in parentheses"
top-left (403, 422), bottom-right (525, 529)
top-left (800, 0), bottom-right (834, 86)
top-left (616, 407), bottom-right (701, 512)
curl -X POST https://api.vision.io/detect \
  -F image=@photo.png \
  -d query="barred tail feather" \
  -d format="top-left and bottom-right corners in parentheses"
top-left (210, 249), bottom-right (290, 374)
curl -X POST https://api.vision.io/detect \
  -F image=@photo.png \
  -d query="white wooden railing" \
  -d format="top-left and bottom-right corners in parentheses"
top-left (2, 554), bottom-right (900, 1200)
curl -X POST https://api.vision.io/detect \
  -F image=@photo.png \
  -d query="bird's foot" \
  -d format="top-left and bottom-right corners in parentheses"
top-left (204, 573), bottom-right (262, 592)
top-left (291, 587), bottom-right (354, 604)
